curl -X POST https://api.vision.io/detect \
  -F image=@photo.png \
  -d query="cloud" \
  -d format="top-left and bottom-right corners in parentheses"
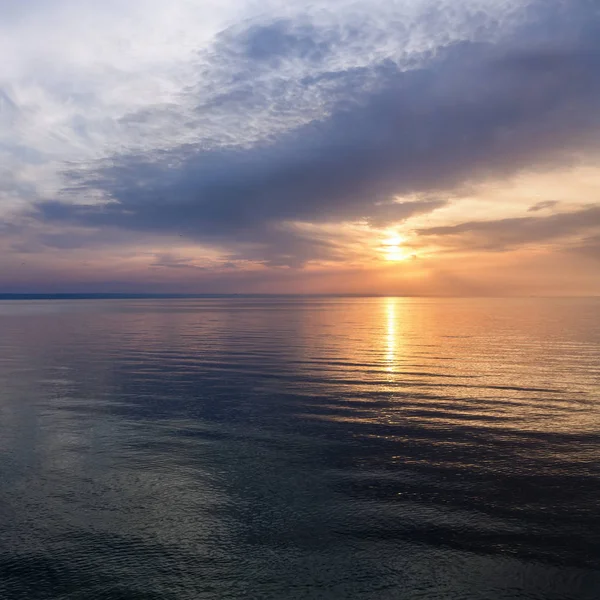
top-left (0, 0), bottom-right (597, 280)
top-left (21, 0), bottom-right (599, 267)
top-left (150, 253), bottom-right (211, 270)
top-left (417, 205), bottom-right (600, 251)
top-left (569, 234), bottom-right (600, 261)
top-left (528, 200), bottom-right (559, 212)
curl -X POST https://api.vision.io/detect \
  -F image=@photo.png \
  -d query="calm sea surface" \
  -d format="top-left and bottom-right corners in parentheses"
top-left (0, 297), bottom-right (599, 599)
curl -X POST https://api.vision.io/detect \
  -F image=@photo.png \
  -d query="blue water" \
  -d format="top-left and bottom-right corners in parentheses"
top-left (0, 297), bottom-right (598, 599)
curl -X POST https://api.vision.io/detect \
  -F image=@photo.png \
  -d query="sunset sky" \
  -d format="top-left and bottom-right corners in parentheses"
top-left (1, 0), bottom-right (599, 295)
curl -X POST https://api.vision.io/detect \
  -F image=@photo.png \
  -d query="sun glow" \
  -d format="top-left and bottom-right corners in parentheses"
top-left (382, 233), bottom-right (411, 261)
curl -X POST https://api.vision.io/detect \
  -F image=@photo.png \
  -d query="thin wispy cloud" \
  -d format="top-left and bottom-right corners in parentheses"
top-left (418, 205), bottom-right (600, 252)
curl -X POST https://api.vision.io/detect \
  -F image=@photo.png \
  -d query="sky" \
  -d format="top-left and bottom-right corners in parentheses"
top-left (1, 0), bottom-right (599, 295)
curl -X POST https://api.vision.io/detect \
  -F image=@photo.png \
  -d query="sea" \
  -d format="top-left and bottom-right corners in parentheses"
top-left (0, 296), bottom-right (598, 599)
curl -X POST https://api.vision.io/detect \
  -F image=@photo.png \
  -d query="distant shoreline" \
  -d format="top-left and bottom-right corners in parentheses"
top-left (0, 294), bottom-right (597, 300)
top-left (0, 293), bottom-right (424, 300)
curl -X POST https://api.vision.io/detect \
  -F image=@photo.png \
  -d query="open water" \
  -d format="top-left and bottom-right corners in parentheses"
top-left (0, 297), bottom-right (598, 599)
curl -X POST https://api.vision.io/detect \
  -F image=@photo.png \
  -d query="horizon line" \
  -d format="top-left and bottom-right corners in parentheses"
top-left (0, 293), bottom-right (598, 300)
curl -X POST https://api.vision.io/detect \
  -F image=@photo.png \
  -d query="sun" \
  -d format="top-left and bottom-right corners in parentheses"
top-left (382, 233), bottom-right (411, 261)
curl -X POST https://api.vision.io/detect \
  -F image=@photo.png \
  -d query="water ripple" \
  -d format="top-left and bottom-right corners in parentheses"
top-left (0, 297), bottom-right (598, 599)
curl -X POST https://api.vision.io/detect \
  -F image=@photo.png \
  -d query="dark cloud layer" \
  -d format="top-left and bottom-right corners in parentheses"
top-left (33, 0), bottom-right (600, 266)
top-left (418, 205), bottom-right (600, 252)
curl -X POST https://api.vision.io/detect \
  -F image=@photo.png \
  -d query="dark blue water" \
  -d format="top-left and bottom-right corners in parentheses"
top-left (0, 297), bottom-right (598, 599)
